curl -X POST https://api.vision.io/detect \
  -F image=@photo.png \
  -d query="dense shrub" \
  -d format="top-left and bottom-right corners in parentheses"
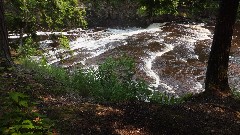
top-left (20, 56), bottom-right (193, 103)
top-left (0, 92), bottom-right (54, 134)
top-left (20, 56), bottom-right (151, 102)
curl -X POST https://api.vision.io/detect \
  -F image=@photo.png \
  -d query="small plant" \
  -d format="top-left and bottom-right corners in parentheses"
top-left (231, 88), bottom-right (240, 99)
top-left (150, 91), bottom-right (193, 105)
top-left (17, 37), bottom-right (41, 58)
top-left (21, 58), bottom-right (69, 82)
top-left (0, 92), bottom-right (54, 135)
top-left (59, 35), bottom-right (70, 50)
top-left (89, 57), bottom-right (151, 102)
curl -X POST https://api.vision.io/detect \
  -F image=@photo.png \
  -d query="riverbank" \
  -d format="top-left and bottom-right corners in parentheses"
top-left (1, 66), bottom-right (240, 134)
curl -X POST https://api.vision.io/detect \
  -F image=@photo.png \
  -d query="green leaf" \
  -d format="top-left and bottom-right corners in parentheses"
top-left (21, 120), bottom-right (35, 129)
top-left (12, 125), bottom-right (21, 130)
top-left (7, 67), bottom-right (13, 71)
top-left (9, 92), bottom-right (19, 102)
top-left (19, 100), bottom-right (28, 107)
top-left (15, 117), bottom-right (23, 122)
top-left (9, 92), bottom-right (29, 103)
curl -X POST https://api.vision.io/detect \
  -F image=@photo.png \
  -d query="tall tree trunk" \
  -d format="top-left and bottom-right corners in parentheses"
top-left (205, 0), bottom-right (240, 97)
top-left (0, 0), bottom-right (12, 66)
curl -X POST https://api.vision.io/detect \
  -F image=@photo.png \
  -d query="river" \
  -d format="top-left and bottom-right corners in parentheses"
top-left (10, 22), bottom-right (240, 96)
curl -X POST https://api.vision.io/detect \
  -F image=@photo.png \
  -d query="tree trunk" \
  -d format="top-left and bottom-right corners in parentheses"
top-left (205, 0), bottom-right (240, 97)
top-left (0, 0), bottom-right (12, 66)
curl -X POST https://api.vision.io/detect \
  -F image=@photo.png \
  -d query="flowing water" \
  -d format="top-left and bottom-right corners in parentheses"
top-left (10, 22), bottom-right (240, 96)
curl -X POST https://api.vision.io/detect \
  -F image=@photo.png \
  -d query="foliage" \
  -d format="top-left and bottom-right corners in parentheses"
top-left (17, 35), bottom-right (72, 62)
top-left (85, 0), bottom-right (219, 19)
top-left (5, 0), bottom-right (87, 34)
top-left (20, 58), bottom-right (70, 87)
top-left (17, 37), bottom-right (41, 58)
top-left (138, 0), bottom-right (179, 16)
top-left (0, 92), bottom-right (54, 135)
top-left (58, 35), bottom-right (71, 50)
top-left (178, 0), bottom-right (219, 18)
top-left (87, 57), bottom-right (151, 101)
top-left (137, 0), bottom-right (219, 17)
top-left (231, 88), bottom-right (240, 99)
top-left (72, 57), bottom-right (151, 101)
top-left (150, 91), bottom-right (192, 105)
top-left (20, 56), bottom-right (151, 102)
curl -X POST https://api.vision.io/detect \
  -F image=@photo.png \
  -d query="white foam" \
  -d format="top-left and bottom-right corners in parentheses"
top-left (146, 23), bottom-right (167, 30)
top-left (8, 33), bottom-right (28, 39)
top-left (192, 82), bottom-right (204, 93)
top-left (36, 31), bottom-right (77, 36)
top-left (141, 23), bottom-right (212, 93)
top-left (143, 43), bottom-right (174, 91)
top-left (71, 23), bottom-right (166, 50)
top-left (40, 23), bottom-right (167, 66)
top-left (181, 24), bottom-right (212, 41)
top-left (50, 23), bottom-right (166, 65)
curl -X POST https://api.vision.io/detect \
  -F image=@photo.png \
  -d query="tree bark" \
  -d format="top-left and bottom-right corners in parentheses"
top-left (205, 0), bottom-right (240, 97)
top-left (0, 0), bottom-right (12, 66)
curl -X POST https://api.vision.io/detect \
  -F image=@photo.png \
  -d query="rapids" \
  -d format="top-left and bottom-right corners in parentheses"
top-left (10, 22), bottom-right (240, 96)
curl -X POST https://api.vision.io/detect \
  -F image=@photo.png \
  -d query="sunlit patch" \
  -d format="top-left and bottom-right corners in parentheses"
top-left (95, 106), bottom-right (123, 116)
top-left (115, 127), bottom-right (145, 135)
top-left (33, 116), bottom-right (41, 122)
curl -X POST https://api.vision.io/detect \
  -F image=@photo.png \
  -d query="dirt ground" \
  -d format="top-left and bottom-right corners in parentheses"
top-left (1, 67), bottom-right (240, 135)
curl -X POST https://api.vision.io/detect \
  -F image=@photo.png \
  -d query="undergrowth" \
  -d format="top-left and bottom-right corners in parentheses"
top-left (19, 56), bottom-right (191, 104)
top-left (0, 92), bottom-right (54, 135)
top-left (150, 91), bottom-right (193, 105)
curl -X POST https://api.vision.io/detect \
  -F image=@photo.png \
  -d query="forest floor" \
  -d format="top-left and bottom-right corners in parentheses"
top-left (1, 66), bottom-right (240, 135)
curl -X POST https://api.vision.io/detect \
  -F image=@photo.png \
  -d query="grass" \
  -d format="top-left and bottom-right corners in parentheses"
top-left (19, 56), bottom-right (190, 104)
